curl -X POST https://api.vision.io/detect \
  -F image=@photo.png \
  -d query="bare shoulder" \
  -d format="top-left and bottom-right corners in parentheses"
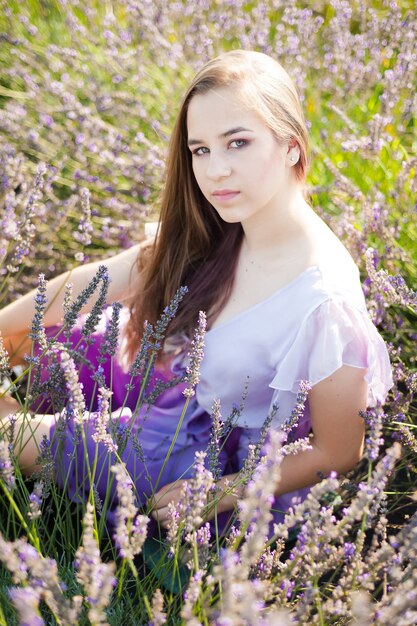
top-left (109, 238), bottom-right (154, 274)
top-left (106, 238), bottom-right (155, 304)
top-left (305, 212), bottom-right (355, 268)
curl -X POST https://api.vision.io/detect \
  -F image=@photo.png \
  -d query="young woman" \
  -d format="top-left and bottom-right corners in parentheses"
top-left (0, 50), bottom-right (392, 530)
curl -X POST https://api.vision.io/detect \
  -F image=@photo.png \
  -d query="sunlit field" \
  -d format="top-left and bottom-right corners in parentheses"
top-left (0, 1), bottom-right (416, 624)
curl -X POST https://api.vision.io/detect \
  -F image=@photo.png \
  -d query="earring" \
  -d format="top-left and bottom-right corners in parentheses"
top-left (290, 156), bottom-right (296, 162)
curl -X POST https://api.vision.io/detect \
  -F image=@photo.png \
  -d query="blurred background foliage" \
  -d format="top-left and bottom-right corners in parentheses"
top-left (0, 1), bottom-right (416, 288)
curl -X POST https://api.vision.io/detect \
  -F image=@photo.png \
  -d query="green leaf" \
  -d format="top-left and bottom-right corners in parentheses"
top-left (142, 538), bottom-right (190, 594)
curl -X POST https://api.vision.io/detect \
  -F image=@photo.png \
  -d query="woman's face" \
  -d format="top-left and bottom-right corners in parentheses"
top-left (186, 86), bottom-right (297, 229)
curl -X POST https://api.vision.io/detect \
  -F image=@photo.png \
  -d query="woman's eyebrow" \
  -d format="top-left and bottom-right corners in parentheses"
top-left (187, 126), bottom-right (254, 146)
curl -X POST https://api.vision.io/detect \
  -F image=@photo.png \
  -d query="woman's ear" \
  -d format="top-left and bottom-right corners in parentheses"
top-left (287, 140), bottom-right (300, 165)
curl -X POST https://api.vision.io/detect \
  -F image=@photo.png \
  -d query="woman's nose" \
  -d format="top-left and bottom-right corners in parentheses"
top-left (206, 153), bottom-right (231, 180)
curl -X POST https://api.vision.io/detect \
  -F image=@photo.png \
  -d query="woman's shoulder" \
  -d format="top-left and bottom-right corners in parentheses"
top-left (301, 218), bottom-right (363, 300)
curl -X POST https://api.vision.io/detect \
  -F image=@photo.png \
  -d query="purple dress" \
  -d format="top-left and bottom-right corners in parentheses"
top-left (39, 255), bottom-right (392, 530)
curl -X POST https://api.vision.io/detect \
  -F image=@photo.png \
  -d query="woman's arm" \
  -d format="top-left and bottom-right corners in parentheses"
top-left (152, 365), bottom-right (367, 525)
top-left (1, 242), bottom-right (147, 364)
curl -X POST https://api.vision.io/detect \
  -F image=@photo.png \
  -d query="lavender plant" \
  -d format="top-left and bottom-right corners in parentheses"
top-left (0, 1), bottom-right (416, 624)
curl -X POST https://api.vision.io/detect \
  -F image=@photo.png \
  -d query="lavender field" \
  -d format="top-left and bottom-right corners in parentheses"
top-left (0, 1), bottom-right (417, 624)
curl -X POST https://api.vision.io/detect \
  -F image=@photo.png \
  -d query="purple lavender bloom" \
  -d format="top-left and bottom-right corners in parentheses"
top-left (343, 541), bottom-right (356, 561)
top-left (282, 380), bottom-right (311, 439)
top-left (63, 265), bottom-right (109, 333)
top-left (81, 266), bottom-right (110, 339)
top-left (28, 481), bottom-right (44, 520)
top-left (9, 586), bottom-right (44, 626)
top-left (100, 301), bottom-right (122, 359)
top-left (29, 273), bottom-right (48, 349)
top-left (153, 285), bottom-right (189, 346)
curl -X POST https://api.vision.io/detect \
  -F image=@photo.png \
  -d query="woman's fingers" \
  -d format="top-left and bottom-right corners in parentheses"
top-left (150, 480), bottom-right (185, 527)
top-left (0, 395), bottom-right (20, 419)
top-left (151, 505), bottom-right (171, 527)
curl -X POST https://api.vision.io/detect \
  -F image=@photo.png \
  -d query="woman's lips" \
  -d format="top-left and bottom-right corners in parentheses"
top-left (212, 190), bottom-right (240, 202)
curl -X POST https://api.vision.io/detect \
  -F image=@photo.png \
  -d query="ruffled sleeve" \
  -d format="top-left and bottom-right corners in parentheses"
top-left (270, 297), bottom-right (393, 412)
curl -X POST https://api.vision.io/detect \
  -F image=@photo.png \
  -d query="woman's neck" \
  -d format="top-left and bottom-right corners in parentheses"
top-left (241, 187), bottom-right (312, 255)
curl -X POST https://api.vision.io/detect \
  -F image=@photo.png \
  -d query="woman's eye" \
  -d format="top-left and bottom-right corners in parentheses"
top-left (229, 139), bottom-right (247, 149)
top-left (192, 146), bottom-right (209, 156)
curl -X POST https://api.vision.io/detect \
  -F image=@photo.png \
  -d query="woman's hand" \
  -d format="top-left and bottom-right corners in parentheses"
top-left (150, 474), bottom-right (241, 529)
top-left (151, 479), bottom-right (189, 528)
top-left (0, 394), bottom-right (20, 419)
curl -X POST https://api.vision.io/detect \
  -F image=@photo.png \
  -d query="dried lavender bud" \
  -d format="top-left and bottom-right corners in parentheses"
top-left (0, 335), bottom-right (10, 376)
top-left (6, 162), bottom-right (46, 274)
top-left (75, 502), bottom-right (116, 624)
top-left (28, 480), bottom-right (44, 520)
top-left (9, 586), bottom-right (44, 626)
top-left (73, 187), bottom-right (93, 252)
top-left (28, 273), bottom-right (48, 350)
top-left (150, 588), bottom-right (167, 626)
top-left (52, 346), bottom-right (85, 422)
top-left (207, 399), bottom-right (223, 481)
top-left (183, 310), bottom-right (206, 398)
top-left (111, 462), bottom-right (149, 560)
top-left (282, 380), bottom-right (311, 440)
top-left (91, 387), bottom-right (127, 454)
top-left (0, 438), bottom-right (16, 490)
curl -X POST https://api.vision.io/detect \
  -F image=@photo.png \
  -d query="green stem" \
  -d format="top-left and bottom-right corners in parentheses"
top-left (0, 601), bottom-right (8, 626)
top-left (143, 594), bottom-right (153, 620)
top-left (314, 576), bottom-right (325, 626)
top-left (117, 560), bottom-right (127, 599)
top-left (0, 480), bottom-right (39, 549)
top-left (152, 396), bottom-right (190, 495)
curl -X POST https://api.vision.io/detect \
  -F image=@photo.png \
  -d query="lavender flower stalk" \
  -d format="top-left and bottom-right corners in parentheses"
top-left (366, 247), bottom-right (417, 311)
top-left (81, 265), bottom-right (110, 339)
top-left (153, 285), bottom-right (189, 349)
top-left (28, 480), bottom-right (44, 520)
top-left (75, 502), bottom-right (116, 624)
top-left (360, 405), bottom-right (385, 461)
top-left (29, 273), bottom-right (48, 350)
top-left (0, 532), bottom-right (82, 623)
top-left (7, 162), bottom-right (46, 274)
top-left (53, 346), bottom-right (85, 423)
top-left (0, 438), bottom-right (16, 490)
top-left (0, 334), bottom-right (10, 375)
top-left (111, 462), bottom-right (149, 560)
top-left (91, 387), bottom-right (117, 453)
top-left (238, 430), bottom-right (284, 569)
top-left (62, 282), bottom-right (73, 319)
top-left (100, 301), bottom-right (122, 359)
top-left (183, 310), bottom-right (206, 398)
top-left (182, 451), bottom-right (214, 542)
top-left (165, 451), bottom-right (214, 562)
top-left (35, 435), bottom-right (54, 499)
top-left (9, 586), bottom-right (45, 626)
top-left (180, 570), bottom-right (205, 625)
top-left (281, 380), bottom-right (311, 438)
top-left (73, 187), bottom-right (93, 261)
top-left (149, 588), bottom-right (167, 626)
top-left (207, 399), bottom-right (223, 480)
top-left (63, 264), bottom-right (109, 334)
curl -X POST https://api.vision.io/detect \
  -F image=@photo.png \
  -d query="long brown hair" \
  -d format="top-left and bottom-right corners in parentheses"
top-left (124, 50), bottom-right (309, 364)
